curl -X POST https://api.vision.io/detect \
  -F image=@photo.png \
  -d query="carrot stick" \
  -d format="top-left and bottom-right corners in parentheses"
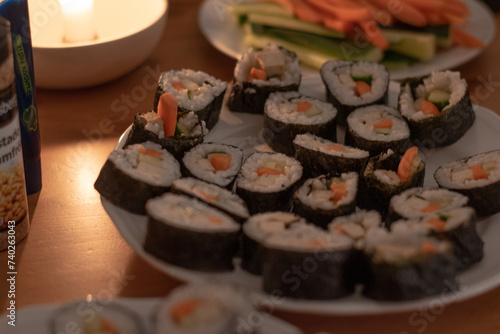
top-left (426, 13), bottom-right (448, 26)
top-left (172, 81), bottom-right (186, 91)
top-left (258, 0), bottom-right (295, 14)
top-left (210, 154), bottom-right (232, 172)
top-left (248, 67), bottom-right (267, 81)
top-left (100, 319), bottom-right (119, 334)
top-left (445, 0), bottom-right (470, 17)
top-left (355, 81), bottom-right (371, 96)
top-left (296, 101), bottom-right (312, 112)
top-left (290, 0), bottom-right (323, 23)
top-left (157, 93), bottom-right (178, 137)
top-left (444, 13), bottom-right (466, 25)
top-left (334, 225), bottom-right (346, 234)
top-left (143, 148), bottom-right (163, 158)
top-left (171, 299), bottom-right (200, 324)
top-left (421, 241), bottom-right (437, 254)
top-left (323, 18), bottom-right (355, 32)
top-left (452, 27), bottom-right (484, 49)
top-left (330, 183), bottom-right (347, 202)
top-left (472, 165), bottom-right (488, 180)
top-left (422, 202), bottom-right (443, 213)
top-left (368, 0), bottom-right (427, 27)
top-left (359, 20), bottom-right (389, 50)
top-left (427, 218), bottom-right (447, 231)
top-left (421, 101), bottom-right (440, 115)
top-left (257, 167), bottom-right (284, 176)
top-left (323, 0), bottom-right (362, 9)
top-left (307, 0), bottom-right (371, 22)
top-left (401, 0), bottom-right (444, 12)
top-left (357, 0), bottom-right (394, 26)
top-left (373, 119), bottom-right (392, 129)
top-left (397, 146), bottom-right (418, 182)
top-left (328, 145), bottom-right (344, 151)
top-left (208, 216), bottom-right (223, 225)
top-left (197, 190), bottom-right (218, 201)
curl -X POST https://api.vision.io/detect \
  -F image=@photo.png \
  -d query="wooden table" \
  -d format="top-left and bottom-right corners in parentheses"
top-left (1, 1), bottom-right (500, 333)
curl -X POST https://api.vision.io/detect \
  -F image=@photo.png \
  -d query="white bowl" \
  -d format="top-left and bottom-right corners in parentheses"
top-left (30, 0), bottom-right (168, 89)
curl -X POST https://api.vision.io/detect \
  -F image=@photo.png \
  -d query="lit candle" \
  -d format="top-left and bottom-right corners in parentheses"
top-left (59, 0), bottom-right (96, 43)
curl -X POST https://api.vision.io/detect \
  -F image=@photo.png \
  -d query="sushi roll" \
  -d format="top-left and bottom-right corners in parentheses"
top-left (154, 69), bottom-right (227, 130)
top-left (182, 143), bottom-right (243, 189)
top-left (345, 105), bottom-right (411, 156)
top-left (398, 70), bottom-right (475, 148)
top-left (263, 91), bottom-right (337, 156)
top-left (50, 299), bottom-right (147, 334)
top-left (387, 187), bottom-right (469, 226)
top-left (293, 133), bottom-right (370, 177)
top-left (241, 211), bottom-right (306, 275)
top-left (153, 283), bottom-right (257, 334)
top-left (434, 149), bottom-right (500, 216)
top-left (391, 207), bottom-right (484, 270)
top-left (227, 44), bottom-right (301, 114)
top-left (293, 172), bottom-right (358, 229)
top-left (362, 228), bottom-right (458, 301)
top-left (262, 222), bottom-right (355, 300)
top-left (236, 152), bottom-right (303, 214)
top-left (172, 177), bottom-right (249, 223)
top-left (143, 193), bottom-right (240, 272)
top-left (359, 147), bottom-right (425, 216)
top-left (94, 142), bottom-right (181, 214)
top-left (320, 60), bottom-right (389, 125)
top-left (124, 110), bottom-right (207, 160)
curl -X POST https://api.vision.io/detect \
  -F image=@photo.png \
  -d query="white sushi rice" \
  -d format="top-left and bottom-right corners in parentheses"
top-left (264, 91), bottom-right (337, 125)
top-left (183, 143), bottom-right (243, 187)
top-left (243, 211), bottom-right (306, 243)
top-left (237, 152), bottom-right (303, 193)
top-left (295, 172), bottom-right (358, 210)
top-left (263, 222), bottom-right (353, 252)
top-left (108, 141), bottom-right (181, 187)
top-left (391, 207), bottom-right (476, 234)
top-left (154, 283), bottom-right (255, 334)
top-left (293, 133), bottom-right (369, 159)
top-left (328, 210), bottom-right (382, 249)
top-left (146, 193), bottom-right (239, 232)
top-left (234, 44), bottom-right (301, 86)
top-left (347, 105), bottom-right (410, 142)
top-left (434, 150), bottom-right (500, 189)
top-left (399, 71), bottom-right (467, 121)
top-left (158, 69), bottom-right (227, 111)
top-left (172, 177), bottom-right (249, 219)
top-left (141, 111), bottom-right (206, 138)
top-left (390, 187), bottom-right (469, 219)
top-left (321, 61), bottom-right (389, 106)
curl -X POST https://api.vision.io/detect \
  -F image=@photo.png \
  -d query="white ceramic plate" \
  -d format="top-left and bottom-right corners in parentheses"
top-left (101, 75), bottom-right (500, 315)
top-left (197, 0), bottom-right (496, 80)
top-left (0, 297), bottom-right (302, 333)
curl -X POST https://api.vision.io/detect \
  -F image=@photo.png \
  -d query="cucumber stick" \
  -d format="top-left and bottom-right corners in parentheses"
top-left (382, 29), bottom-right (436, 61)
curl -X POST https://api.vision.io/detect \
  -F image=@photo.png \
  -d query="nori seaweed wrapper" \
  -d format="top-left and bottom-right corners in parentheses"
top-left (398, 76), bottom-right (475, 148)
top-left (143, 216), bottom-right (239, 272)
top-left (94, 160), bottom-right (171, 215)
top-left (359, 150), bottom-right (425, 217)
top-left (124, 112), bottom-right (204, 161)
top-left (236, 184), bottom-right (297, 214)
top-left (363, 249), bottom-right (458, 301)
top-left (241, 232), bottom-right (263, 275)
top-left (262, 247), bottom-right (356, 300)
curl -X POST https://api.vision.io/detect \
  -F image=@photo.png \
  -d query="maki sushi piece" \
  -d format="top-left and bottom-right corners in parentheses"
top-left (153, 283), bottom-right (257, 334)
top-left (294, 133), bottom-right (370, 177)
top-left (124, 109), bottom-right (207, 160)
top-left (261, 222), bottom-right (355, 300)
top-left (242, 211), bottom-right (305, 275)
top-left (50, 299), bottom-right (147, 334)
top-left (398, 70), bottom-right (475, 148)
top-left (236, 152), bottom-right (303, 214)
top-left (227, 44), bottom-right (301, 114)
top-left (391, 207), bottom-right (484, 270)
top-left (363, 228), bottom-right (458, 301)
top-left (293, 172), bottom-right (358, 229)
top-left (154, 69), bottom-right (227, 130)
top-left (172, 177), bottom-right (249, 223)
top-left (434, 149), bottom-right (500, 216)
top-left (320, 60), bottom-right (389, 125)
top-left (345, 105), bottom-right (411, 156)
top-left (143, 193), bottom-right (240, 272)
top-left (359, 147), bottom-right (425, 217)
top-left (263, 91), bottom-right (337, 156)
top-left (182, 143), bottom-right (243, 189)
top-left (387, 187), bottom-right (469, 226)
top-left (94, 142), bottom-right (181, 214)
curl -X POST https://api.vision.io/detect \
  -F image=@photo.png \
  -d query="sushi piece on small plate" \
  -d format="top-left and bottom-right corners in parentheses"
top-left (293, 133), bottom-right (370, 177)
top-left (172, 177), bottom-right (249, 223)
top-left (143, 193), bottom-right (240, 272)
top-left (398, 70), bottom-right (475, 148)
top-left (236, 152), bottom-right (303, 214)
top-left (387, 187), bottom-right (469, 226)
top-left (292, 172), bottom-right (358, 229)
top-left (434, 149), bottom-right (500, 216)
top-left (227, 44), bottom-right (301, 114)
top-left (345, 105), bottom-right (411, 156)
top-left (124, 110), bottom-right (207, 160)
top-left (263, 91), bottom-right (337, 156)
top-left (182, 142), bottom-right (243, 189)
top-left (242, 211), bottom-right (306, 275)
top-left (362, 227), bottom-right (458, 301)
top-left (320, 60), bottom-right (389, 125)
top-left (154, 69), bottom-right (227, 130)
top-left (94, 141), bottom-right (181, 214)
top-left (391, 207), bottom-right (484, 270)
